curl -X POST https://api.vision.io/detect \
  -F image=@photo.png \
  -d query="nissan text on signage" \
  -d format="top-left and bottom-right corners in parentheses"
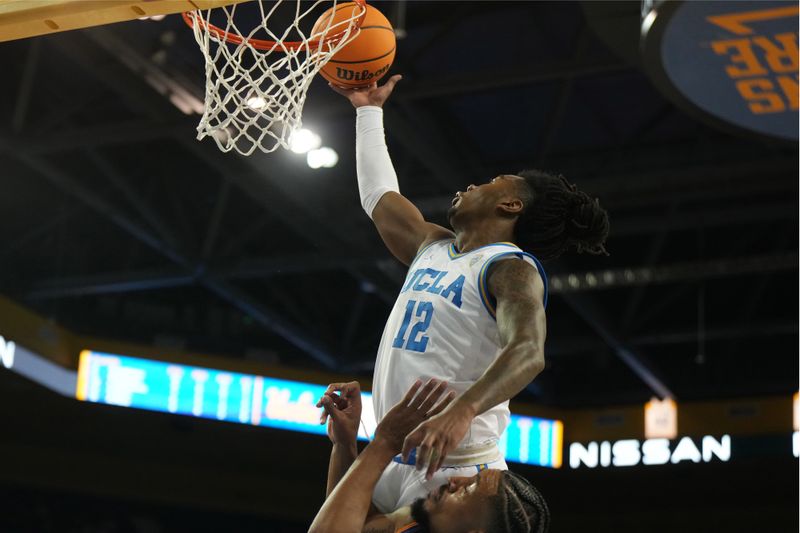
top-left (569, 435), bottom-right (731, 469)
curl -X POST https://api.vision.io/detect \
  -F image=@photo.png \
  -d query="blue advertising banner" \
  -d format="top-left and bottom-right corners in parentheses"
top-left (76, 350), bottom-right (562, 467)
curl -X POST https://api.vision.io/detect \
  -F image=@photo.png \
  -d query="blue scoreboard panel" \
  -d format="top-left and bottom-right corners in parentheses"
top-left (76, 350), bottom-right (562, 468)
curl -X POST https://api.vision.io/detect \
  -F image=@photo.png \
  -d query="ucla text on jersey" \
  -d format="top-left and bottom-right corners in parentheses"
top-left (400, 268), bottom-right (465, 308)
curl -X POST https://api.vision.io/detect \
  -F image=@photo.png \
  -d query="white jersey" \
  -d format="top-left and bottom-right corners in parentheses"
top-left (372, 239), bottom-right (548, 451)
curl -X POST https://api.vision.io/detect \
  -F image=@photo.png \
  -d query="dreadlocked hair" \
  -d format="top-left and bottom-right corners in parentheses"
top-left (488, 470), bottom-right (550, 533)
top-left (514, 169), bottom-right (609, 261)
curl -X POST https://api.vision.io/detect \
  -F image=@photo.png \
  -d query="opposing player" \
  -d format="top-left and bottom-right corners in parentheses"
top-left (326, 75), bottom-right (609, 512)
top-left (310, 380), bottom-right (550, 533)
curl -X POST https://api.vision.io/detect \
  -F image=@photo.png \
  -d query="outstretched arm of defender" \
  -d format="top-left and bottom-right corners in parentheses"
top-left (308, 380), bottom-right (454, 533)
top-left (317, 381), bottom-right (364, 497)
top-left (330, 76), bottom-right (453, 265)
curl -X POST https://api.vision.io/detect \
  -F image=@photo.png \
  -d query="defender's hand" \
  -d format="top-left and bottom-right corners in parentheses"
top-left (401, 401), bottom-right (475, 481)
top-left (375, 379), bottom-right (455, 454)
top-left (328, 74), bottom-right (402, 108)
top-left (316, 381), bottom-right (363, 445)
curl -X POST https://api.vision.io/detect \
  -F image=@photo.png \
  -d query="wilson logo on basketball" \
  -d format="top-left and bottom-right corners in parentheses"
top-left (335, 64), bottom-right (391, 83)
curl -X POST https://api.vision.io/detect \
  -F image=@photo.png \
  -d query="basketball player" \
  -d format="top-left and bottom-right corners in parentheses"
top-left (310, 379), bottom-right (550, 533)
top-left (326, 75), bottom-right (609, 512)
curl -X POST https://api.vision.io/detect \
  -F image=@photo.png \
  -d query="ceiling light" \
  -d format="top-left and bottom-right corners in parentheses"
top-left (306, 147), bottom-right (338, 169)
top-left (641, 10), bottom-right (658, 36)
top-left (290, 128), bottom-right (322, 154)
top-left (246, 95), bottom-right (268, 111)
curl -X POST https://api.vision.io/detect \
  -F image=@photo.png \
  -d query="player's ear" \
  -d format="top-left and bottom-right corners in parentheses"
top-left (497, 198), bottom-right (523, 216)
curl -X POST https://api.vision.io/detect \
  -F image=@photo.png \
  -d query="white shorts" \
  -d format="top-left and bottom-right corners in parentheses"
top-left (372, 451), bottom-right (508, 513)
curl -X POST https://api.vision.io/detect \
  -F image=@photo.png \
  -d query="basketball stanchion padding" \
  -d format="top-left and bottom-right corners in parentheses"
top-left (313, 2), bottom-right (396, 88)
top-left (183, 0), bottom-right (369, 156)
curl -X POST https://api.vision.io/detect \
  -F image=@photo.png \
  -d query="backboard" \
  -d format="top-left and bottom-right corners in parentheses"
top-left (0, 0), bottom-right (247, 42)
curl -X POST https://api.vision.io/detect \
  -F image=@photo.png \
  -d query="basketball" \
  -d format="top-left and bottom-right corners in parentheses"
top-left (312, 2), bottom-right (396, 88)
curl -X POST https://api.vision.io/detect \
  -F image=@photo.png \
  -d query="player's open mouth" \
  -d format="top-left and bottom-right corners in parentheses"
top-left (452, 193), bottom-right (462, 206)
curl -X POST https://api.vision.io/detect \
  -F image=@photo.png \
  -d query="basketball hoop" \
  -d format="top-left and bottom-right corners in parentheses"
top-left (183, 0), bottom-right (367, 156)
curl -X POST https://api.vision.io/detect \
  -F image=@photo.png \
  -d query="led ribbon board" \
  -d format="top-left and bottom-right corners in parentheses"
top-left (1, 333), bottom-right (76, 396)
top-left (500, 416), bottom-right (562, 468)
top-left (76, 350), bottom-right (562, 468)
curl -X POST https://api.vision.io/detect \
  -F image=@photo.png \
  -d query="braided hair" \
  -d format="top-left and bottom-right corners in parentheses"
top-left (489, 470), bottom-right (550, 533)
top-left (513, 169), bottom-right (609, 261)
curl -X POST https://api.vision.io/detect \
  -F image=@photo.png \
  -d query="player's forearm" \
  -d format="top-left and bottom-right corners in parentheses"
top-left (326, 442), bottom-right (359, 497)
top-left (356, 106), bottom-right (399, 218)
top-left (457, 340), bottom-right (545, 417)
top-left (464, 259), bottom-right (547, 417)
top-left (309, 437), bottom-right (396, 533)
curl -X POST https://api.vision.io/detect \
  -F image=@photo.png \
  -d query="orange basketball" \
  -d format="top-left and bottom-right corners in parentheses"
top-left (312, 2), bottom-right (396, 88)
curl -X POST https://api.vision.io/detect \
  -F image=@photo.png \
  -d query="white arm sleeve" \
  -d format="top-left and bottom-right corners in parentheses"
top-left (356, 106), bottom-right (400, 219)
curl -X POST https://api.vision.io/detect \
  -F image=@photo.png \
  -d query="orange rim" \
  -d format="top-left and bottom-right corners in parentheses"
top-left (182, 0), bottom-right (367, 52)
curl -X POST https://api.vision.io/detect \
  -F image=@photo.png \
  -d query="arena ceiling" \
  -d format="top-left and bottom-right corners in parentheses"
top-left (0, 1), bottom-right (796, 408)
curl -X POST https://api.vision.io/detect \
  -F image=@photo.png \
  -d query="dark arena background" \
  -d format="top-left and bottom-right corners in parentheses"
top-left (0, 1), bottom-right (797, 532)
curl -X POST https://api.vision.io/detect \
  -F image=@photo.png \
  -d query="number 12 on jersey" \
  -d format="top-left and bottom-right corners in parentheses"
top-left (392, 299), bottom-right (434, 353)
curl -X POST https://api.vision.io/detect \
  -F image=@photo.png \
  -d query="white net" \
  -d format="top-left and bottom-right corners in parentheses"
top-left (185, 0), bottom-right (366, 156)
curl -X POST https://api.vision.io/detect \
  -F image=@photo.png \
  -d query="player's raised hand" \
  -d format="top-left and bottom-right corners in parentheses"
top-left (316, 381), bottom-right (363, 445)
top-left (374, 378), bottom-right (455, 454)
top-left (328, 74), bottom-right (402, 108)
top-left (401, 400), bottom-right (474, 481)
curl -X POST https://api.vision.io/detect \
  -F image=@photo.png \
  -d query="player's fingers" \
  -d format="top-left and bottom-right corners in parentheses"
top-left (422, 441), bottom-right (443, 474)
top-left (339, 381), bottom-right (361, 399)
top-left (432, 440), bottom-right (451, 475)
top-left (316, 390), bottom-right (332, 407)
top-left (431, 454), bottom-right (446, 478)
top-left (426, 443), bottom-right (445, 480)
top-left (318, 395), bottom-right (332, 424)
top-left (327, 83), bottom-right (353, 96)
top-left (416, 434), bottom-right (439, 471)
top-left (324, 382), bottom-right (348, 393)
top-left (401, 430), bottom-right (422, 463)
top-left (400, 379), bottom-right (423, 406)
top-left (409, 379), bottom-right (440, 409)
top-left (383, 74), bottom-right (402, 92)
top-left (327, 82), bottom-right (347, 95)
top-left (416, 441), bottom-right (431, 470)
top-left (427, 390), bottom-right (456, 418)
top-left (417, 381), bottom-right (448, 413)
top-left (323, 382), bottom-right (351, 400)
top-left (323, 398), bottom-right (348, 423)
top-left (318, 384), bottom-right (343, 407)
top-left (326, 391), bottom-right (348, 410)
top-left (431, 457), bottom-right (442, 476)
